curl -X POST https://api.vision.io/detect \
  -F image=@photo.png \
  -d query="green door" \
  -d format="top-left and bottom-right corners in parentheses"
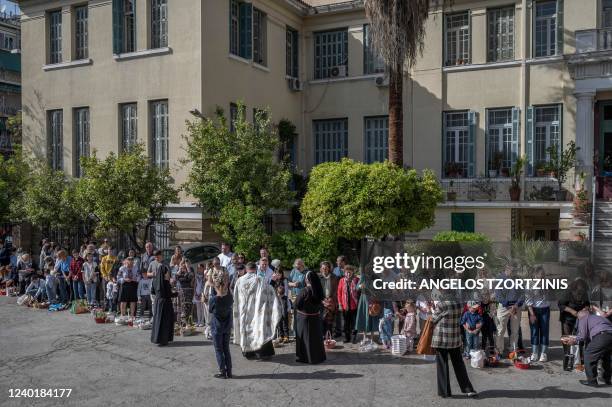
top-left (599, 102), bottom-right (612, 176)
top-left (451, 213), bottom-right (475, 233)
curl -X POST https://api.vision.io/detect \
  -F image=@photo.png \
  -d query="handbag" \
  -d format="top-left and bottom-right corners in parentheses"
top-left (416, 317), bottom-right (435, 355)
top-left (324, 331), bottom-right (337, 350)
top-left (368, 300), bottom-right (381, 317)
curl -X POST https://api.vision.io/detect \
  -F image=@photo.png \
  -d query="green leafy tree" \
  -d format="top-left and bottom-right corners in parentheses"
top-left (545, 141), bottom-right (579, 192)
top-left (183, 104), bottom-right (293, 250)
top-left (301, 159), bottom-right (443, 240)
top-left (270, 231), bottom-right (337, 270)
top-left (0, 147), bottom-right (30, 224)
top-left (79, 144), bottom-right (179, 251)
top-left (21, 163), bottom-right (80, 232)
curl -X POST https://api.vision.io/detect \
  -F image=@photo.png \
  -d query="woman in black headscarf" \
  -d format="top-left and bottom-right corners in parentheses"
top-left (151, 261), bottom-right (175, 346)
top-left (295, 270), bottom-right (326, 364)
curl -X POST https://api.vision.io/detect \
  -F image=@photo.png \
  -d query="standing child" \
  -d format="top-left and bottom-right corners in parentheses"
top-left (401, 300), bottom-right (418, 353)
top-left (461, 301), bottom-right (483, 358)
top-left (379, 307), bottom-right (394, 350)
top-left (209, 267), bottom-right (233, 379)
top-left (193, 264), bottom-right (207, 327)
top-left (271, 267), bottom-right (290, 343)
top-left (137, 271), bottom-right (153, 320)
top-left (106, 276), bottom-right (118, 313)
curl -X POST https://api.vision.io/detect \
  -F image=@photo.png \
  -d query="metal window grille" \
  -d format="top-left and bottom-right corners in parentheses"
top-left (534, 105), bottom-right (561, 165)
top-left (253, 8), bottom-right (266, 65)
top-left (487, 108), bottom-right (513, 171)
top-left (445, 12), bottom-right (470, 66)
top-left (75, 6), bottom-right (88, 59)
top-left (363, 24), bottom-right (385, 74)
top-left (151, 0), bottom-right (168, 48)
top-left (121, 103), bottom-right (138, 152)
top-left (534, 1), bottom-right (557, 57)
top-left (444, 111), bottom-right (469, 177)
top-left (123, 0), bottom-right (136, 53)
top-left (314, 118), bottom-right (348, 164)
top-left (49, 10), bottom-right (62, 64)
top-left (364, 116), bottom-right (388, 163)
top-left (74, 107), bottom-right (90, 177)
top-left (488, 7), bottom-right (514, 62)
top-left (286, 27), bottom-right (298, 78)
top-left (48, 110), bottom-right (63, 170)
top-left (314, 29), bottom-right (348, 79)
top-left (151, 101), bottom-right (169, 169)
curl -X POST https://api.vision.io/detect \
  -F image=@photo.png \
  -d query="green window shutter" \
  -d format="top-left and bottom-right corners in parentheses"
top-left (112, 0), bottom-right (123, 54)
top-left (511, 107), bottom-right (521, 165)
top-left (485, 109), bottom-right (490, 171)
top-left (451, 213), bottom-right (475, 233)
top-left (442, 113), bottom-right (448, 175)
top-left (239, 2), bottom-right (252, 59)
top-left (468, 111), bottom-right (477, 177)
top-left (526, 106), bottom-right (534, 175)
top-left (556, 0), bottom-right (564, 55)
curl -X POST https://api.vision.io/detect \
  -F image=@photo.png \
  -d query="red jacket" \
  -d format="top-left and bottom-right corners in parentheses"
top-left (337, 276), bottom-right (359, 311)
top-left (69, 257), bottom-right (84, 281)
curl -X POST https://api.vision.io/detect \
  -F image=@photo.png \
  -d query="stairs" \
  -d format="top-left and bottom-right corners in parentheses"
top-left (594, 201), bottom-right (612, 272)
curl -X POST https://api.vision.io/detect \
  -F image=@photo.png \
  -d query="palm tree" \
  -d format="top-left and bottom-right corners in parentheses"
top-left (365, 0), bottom-right (444, 167)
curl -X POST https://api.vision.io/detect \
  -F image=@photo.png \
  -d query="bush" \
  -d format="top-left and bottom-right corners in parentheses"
top-left (432, 231), bottom-right (491, 242)
top-left (269, 231), bottom-right (337, 271)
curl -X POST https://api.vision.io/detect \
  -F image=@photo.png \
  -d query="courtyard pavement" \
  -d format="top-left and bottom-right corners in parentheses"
top-left (0, 296), bottom-right (611, 407)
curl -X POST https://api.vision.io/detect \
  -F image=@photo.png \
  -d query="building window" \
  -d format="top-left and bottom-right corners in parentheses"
top-left (444, 11), bottom-right (470, 66)
top-left (151, 100), bottom-right (168, 169)
top-left (113, 0), bottom-right (136, 54)
top-left (443, 111), bottom-right (476, 177)
top-left (253, 8), bottom-right (267, 65)
top-left (229, 102), bottom-right (238, 133)
top-left (286, 27), bottom-right (299, 78)
top-left (488, 7), bottom-right (514, 62)
top-left (363, 24), bottom-right (385, 74)
top-left (0, 33), bottom-right (17, 51)
top-left (534, 0), bottom-right (563, 57)
top-left (451, 213), bottom-right (475, 233)
top-left (73, 5), bottom-right (88, 60)
top-left (487, 108), bottom-right (520, 173)
top-left (49, 10), bottom-right (62, 64)
top-left (48, 110), bottom-right (63, 170)
top-left (314, 29), bottom-right (348, 79)
top-left (74, 107), bottom-right (90, 177)
top-left (121, 103), bottom-right (138, 152)
top-left (151, 0), bottom-right (168, 49)
top-left (364, 116), bottom-right (388, 163)
top-left (533, 105), bottom-right (561, 169)
top-left (604, 0), bottom-right (612, 28)
top-left (313, 118), bottom-right (348, 164)
top-left (229, 0), bottom-right (253, 60)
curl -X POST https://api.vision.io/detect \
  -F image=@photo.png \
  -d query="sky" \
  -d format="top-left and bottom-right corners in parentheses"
top-left (0, 1), bottom-right (19, 15)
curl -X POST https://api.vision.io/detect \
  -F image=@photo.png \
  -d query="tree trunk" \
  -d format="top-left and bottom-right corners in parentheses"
top-left (388, 62), bottom-right (403, 167)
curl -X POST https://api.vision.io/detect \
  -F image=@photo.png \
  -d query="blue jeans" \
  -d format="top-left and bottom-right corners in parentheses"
top-left (45, 276), bottom-right (57, 304)
top-left (72, 280), bottom-right (85, 300)
top-left (529, 306), bottom-right (550, 346)
top-left (85, 282), bottom-right (97, 305)
top-left (465, 331), bottom-right (480, 352)
top-left (57, 277), bottom-right (68, 303)
top-left (213, 331), bottom-right (232, 375)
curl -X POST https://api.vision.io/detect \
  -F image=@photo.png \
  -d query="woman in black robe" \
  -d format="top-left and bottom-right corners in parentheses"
top-left (295, 271), bottom-right (326, 364)
top-left (151, 264), bottom-right (175, 346)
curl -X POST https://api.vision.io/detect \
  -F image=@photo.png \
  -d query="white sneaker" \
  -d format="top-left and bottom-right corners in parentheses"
top-left (529, 353), bottom-right (539, 362)
top-left (539, 353), bottom-right (548, 362)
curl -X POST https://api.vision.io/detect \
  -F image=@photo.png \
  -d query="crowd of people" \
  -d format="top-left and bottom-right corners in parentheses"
top-left (1, 238), bottom-right (611, 396)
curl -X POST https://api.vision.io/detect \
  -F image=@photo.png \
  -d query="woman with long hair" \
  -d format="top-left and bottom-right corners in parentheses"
top-left (295, 271), bottom-right (326, 364)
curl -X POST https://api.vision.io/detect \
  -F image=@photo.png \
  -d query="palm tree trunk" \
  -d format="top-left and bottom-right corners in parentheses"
top-left (388, 62), bottom-right (403, 167)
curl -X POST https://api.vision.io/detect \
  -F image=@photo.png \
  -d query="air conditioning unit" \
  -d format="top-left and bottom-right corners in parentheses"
top-left (330, 65), bottom-right (347, 78)
top-left (374, 75), bottom-right (389, 87)
top-left (288, 77), bottom-right (302, 91)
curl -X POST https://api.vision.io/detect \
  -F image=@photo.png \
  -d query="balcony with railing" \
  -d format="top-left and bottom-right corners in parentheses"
top-left (575, 28), bottom-right (612, 54)
top-left (440, 177), bottom-right (570, 204)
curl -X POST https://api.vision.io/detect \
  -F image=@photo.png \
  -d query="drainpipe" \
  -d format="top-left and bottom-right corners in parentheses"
top-left (591, 174), bottom-right (596, 264)
top-left (520, 0), bottom-right (528, 199)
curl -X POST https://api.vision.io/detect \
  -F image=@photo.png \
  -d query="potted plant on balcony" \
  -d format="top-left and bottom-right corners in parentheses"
top-left (445, 161), bottom-right (462, 178)
top-left (509, 156), bottom-right (526, 201)
top-left (535, 161), bottom-right (547, 177)
top-left (471, 176), bottom-right (497, 201)
top-left (447, 180), bottom-right (457, 201)
top-left (545, 141), bottom-right (579, 202)
top-left (573, 172), bottom-right (590, 225)
top-left (490, 151), bottom-right (504, 178)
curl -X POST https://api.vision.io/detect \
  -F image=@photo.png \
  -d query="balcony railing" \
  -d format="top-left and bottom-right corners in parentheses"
top-left (441, 177), bottom-right (568, 203)
top-left (575, 28), bottom-right (612, 53)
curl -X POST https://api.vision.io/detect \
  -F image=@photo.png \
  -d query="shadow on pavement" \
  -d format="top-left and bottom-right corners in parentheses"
top-left (167, 340), bottom-right (210, 347)
top-left (476, 387), bottom-right (612, 399)
top-left (232, 369), bottom-right (363, 380)
top-left (269, 351), bottom-right (435, 366)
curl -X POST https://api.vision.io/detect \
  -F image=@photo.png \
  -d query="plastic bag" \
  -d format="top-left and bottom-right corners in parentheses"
top-left (470, 350), bottom-right (485, 368)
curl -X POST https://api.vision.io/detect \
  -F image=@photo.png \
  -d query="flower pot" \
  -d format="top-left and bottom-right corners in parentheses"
top-left (555, 190), bottom-right (567, 201)
top-left (488, 170), bottom-right (498, 178)
top-left (509, 186), bottom-right (521, 201)
top-left (447, 191), bottom-right (457, 201)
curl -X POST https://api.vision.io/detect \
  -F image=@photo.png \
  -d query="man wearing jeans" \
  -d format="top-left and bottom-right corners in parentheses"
top-left (495, 262), bottom-right (523, 356)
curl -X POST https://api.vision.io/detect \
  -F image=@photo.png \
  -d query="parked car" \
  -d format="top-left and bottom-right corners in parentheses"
top-left (162, 243), bottom-right (221, 269)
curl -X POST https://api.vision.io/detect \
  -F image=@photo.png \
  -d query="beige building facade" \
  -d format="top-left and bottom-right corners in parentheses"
top-left (17, 0), bottom-right (612, 250)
